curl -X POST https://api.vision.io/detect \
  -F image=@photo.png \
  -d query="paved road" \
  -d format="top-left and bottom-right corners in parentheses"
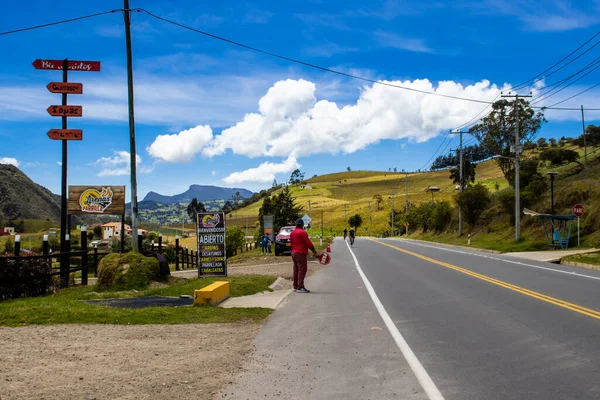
top-left (221, 238), bottom-right (600, 400)
top-left (354, 238), bottom-right (600, 400)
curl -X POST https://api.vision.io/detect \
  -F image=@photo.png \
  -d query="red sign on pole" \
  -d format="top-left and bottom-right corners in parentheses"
top-left (47, 129), bottom-right (83, 140)
top-left (47, 105), bottom-right (82, 117)
top-left (47, 82), bottom-right (83, 94)
top-left (32, 59), bottom-right (101, 72)
top-left (572, 204), bottom-right (584, 217)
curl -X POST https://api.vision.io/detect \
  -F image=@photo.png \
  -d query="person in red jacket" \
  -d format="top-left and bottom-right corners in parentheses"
top-left (290, 218), bottom-right (318, 293)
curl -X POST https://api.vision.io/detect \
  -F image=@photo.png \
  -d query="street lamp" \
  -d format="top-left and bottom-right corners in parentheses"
top-left (547, 172), bottom-right (558, 215)
top-left (427, 186), bottom-right (440, 202)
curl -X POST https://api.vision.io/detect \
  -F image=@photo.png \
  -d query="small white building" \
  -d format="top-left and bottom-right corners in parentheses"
top-left (102, 222), bottom-right (148, 240)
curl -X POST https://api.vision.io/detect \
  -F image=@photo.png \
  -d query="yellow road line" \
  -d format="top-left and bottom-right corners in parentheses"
top-left (372, 239), bottom-right (600, 321)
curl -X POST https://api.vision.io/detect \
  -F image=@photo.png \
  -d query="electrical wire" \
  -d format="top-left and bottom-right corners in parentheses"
top-left (532, 61), bottom-right (600, 105)
top-left (0, 9), bottom-right (126, 36)
top-left (140, 9), bottom-right (495, 105)
top-left (545, 81), bottom-right (600, 108)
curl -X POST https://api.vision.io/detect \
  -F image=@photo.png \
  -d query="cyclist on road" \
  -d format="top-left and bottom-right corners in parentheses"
top-left (349, 228), bottom-right (355, 246)
top-left (343, 228), bottom-right (348, 241)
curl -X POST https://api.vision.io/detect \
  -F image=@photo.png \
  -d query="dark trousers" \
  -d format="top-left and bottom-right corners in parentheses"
top-left (291, 252), bottom-right (308, 289)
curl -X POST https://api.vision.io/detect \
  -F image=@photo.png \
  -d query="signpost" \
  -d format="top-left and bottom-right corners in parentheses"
top-left (47, 105), bottom-right (82, 117)
top-left (35, 57), bottom-right (100, 288)
top-left (32, 59), bottom-right (101, 72)
top-left (302, 214), bottom-right (312, 228)
top-left (573, 204), bottom-right (584, 247)
top-left (46, 82), bottom-right (83, 94)
top-left (197, 212), bottom-right (227, 277)
top-left (47, 129), bottom-right (82, 140)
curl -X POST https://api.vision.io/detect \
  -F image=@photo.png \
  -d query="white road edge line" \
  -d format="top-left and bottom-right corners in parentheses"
top-left (345, 240), bottom-right (445, 400)
top-left (388, 239), bottom-right (600, 282)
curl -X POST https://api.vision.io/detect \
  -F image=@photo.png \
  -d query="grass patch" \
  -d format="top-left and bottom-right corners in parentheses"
top-left (0, 275), bottom-right (275, 326)
top-left (411, 229), bottom-right (549, 253)
top-left (562, 251), bottom-right (600, 268)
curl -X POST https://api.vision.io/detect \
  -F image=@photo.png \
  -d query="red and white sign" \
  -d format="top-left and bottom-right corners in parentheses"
top-left (572, 204), bottom-right (584, 217)
top-left (47, 129), bottom-right (83, 140)
top-left (46, 82), bottom-right (83, 94)
top-left (32, 59), bottom-right (101, 72)
top-left (47, 105), bottom-right (82, 117)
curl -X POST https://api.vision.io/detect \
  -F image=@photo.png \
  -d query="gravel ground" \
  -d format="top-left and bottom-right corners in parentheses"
top-left (0, 323), bottom-right (260, 400)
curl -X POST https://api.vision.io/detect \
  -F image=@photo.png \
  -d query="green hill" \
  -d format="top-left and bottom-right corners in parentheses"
top-left (227, 143), bottom-right (600, 251)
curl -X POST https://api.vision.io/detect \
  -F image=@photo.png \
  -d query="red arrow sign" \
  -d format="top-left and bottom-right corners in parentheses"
top-left (32, 59), bottom-right (101, 72)
top-left (573, 204), bottom-right (584, 217)
top-left (47, 129), bottom-right (83, 140)
top-left (47, 105), bottom-right (82, 117)
top-left (46, 82), bottom-right (83, 94)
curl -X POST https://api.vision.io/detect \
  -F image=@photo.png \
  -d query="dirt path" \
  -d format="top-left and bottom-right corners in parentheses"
top-left (0, 323), bottom-right (260, 400)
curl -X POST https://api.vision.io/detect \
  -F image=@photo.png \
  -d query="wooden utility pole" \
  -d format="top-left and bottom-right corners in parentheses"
top-left (581, 105), bottom-right (588, 167)
top-left (124, 0), bottom-right (139, 251)
top-left (501, 93), bottom-right (532, 241)
top-left (450, 130), bottom-right (469, 236)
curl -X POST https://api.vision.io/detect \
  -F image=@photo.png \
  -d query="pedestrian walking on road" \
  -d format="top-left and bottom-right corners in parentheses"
top-left (290, 218), bottom-right (318, 293)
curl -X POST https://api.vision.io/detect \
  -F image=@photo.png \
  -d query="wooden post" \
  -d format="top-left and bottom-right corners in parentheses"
top-left (14, 235), bottom-right (21, 257)
top-left (42, 235), bottom-right (49, 256)
top-left (93, 244), bottom-right (99, 276)
top-left (61, 234), bottom-right (71, 288)
top-left (175, 236), bottom-right (180, 271)
top-left (137, 232), bottom-right (143, 254)
top-left (81, 226), bottom-right (88, 286)
top-left (191, 249), bottom-right (195, 269)
top-left (158, 233), bottom-right (162, 253)
top-left (151, 240), bottom-right (155, 252)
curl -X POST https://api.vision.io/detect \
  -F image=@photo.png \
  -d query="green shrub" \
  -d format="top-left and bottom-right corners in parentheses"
top-left (164, 244), bottom-right (177, 263)
top-left (428, 201), bottom-right (453, 233)
top-left (455, 184), bottom-right (491, 229)
top-left (0, 257), bottom-right (54, 301)
top-left (110, 236), bottom-right (132, 253)
top-left (226, 226), bottom-right (245, 255)
top-left (96, 252), bottom-right (162, 291)
top-left (3, 237), bottom-right (14, 254)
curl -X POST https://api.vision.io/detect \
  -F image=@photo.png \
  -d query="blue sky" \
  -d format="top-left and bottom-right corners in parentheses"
top-left (2, 0), bottom-right (600, 197)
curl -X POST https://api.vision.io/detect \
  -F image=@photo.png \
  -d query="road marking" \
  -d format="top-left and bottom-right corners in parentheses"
top-left (372, 239), bottom-right (600, 321)
top-left (345, 240), bottom-right (445, 400)
top-left (388, 239), bottom-right (600, 282)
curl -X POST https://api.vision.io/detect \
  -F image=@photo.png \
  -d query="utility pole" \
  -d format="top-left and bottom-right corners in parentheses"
top-left (391, 188), bottom-right (395, 237)
top-left (405, 173), bottom-right (409, 213)
top-left (581, 105), bottom-right (588, 168)
top-left (450, 130), bottom-right (469, 236)
top-left (123, 0), bottom-right (139, 251)
top-left (502, 92), bottom-right (532, 241)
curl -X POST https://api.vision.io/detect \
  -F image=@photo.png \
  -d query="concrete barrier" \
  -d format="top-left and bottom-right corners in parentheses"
top-left (193, 281), bottom-right (230, 306)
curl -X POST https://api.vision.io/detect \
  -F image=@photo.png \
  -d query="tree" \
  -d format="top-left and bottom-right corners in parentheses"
top-left (3, 237), bottom-right (14, 254)
top-left (258, 186), bottom-right (302, 234)
top-left (470, 99), bottom-right (546, 186)
top-left (225, 226), bottom-right (245, 255)
top-left (393, 167), bottom-right (397, 172)
top-left (272, 179), bottom-right (278, 187)
top-left (548, 138), bottom-right (557, 147)
top-left (187, 198), bottom-right (206, 221)
top-left (537, 137), bottom-right (548, 148)
top-left (222, 200), bottom-right (234, 214)
top-left (93, 225), bottom-right (102, 239)
top-left (454, 184), bottom-right (491, 230)
top-left (372, 194), bottom-right (384, 210)
top-left (289, 169), bottom-right (305, 185)
top-left (231, 191), bottom-right (244, 206)
top-left (348, 214), bottom-right (363, 230)
top-left (347, 166), bottom-right (351, 172)
top-left (540, 148), bottom-right (581, 166)
top-left (449, 159), bottom-right (476, 189)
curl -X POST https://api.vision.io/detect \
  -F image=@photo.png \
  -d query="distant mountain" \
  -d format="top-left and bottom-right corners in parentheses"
top-left (142, 185), bottom-right (254, 204)
top-left (0, 164), bottom-right (61, 222)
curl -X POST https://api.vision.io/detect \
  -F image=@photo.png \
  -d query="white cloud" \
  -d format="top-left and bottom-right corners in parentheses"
top-left (374, 30), bottom-right (435, 53)
top-left (0, 157), bottom-right (19, 167)
top-left (23, 161), bottom-right (44, 168)
top-left (147, 125), bottom-right (213, 163)
top-left (57, 161), bottom-right (62, 166)
top-left (94, 150), bottom-right (153, 177)
top-left (223, 157), bottom-right (300, 184)
top-left (211, 171), bottom-right (217, 176)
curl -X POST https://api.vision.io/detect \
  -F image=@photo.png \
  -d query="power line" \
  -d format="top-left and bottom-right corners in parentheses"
top-left (140, 9), bottom-right (493, 105)
top-left (511, 30), bottom-right (600, 91)
top-left (531, 56), bottom-right (600, 101)
top-left (545, 81), bottom-right (600, 108)
top-left (0, 9), bottom-right (126, 36)
top-left (532, 61), bottom-right (600, 105)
